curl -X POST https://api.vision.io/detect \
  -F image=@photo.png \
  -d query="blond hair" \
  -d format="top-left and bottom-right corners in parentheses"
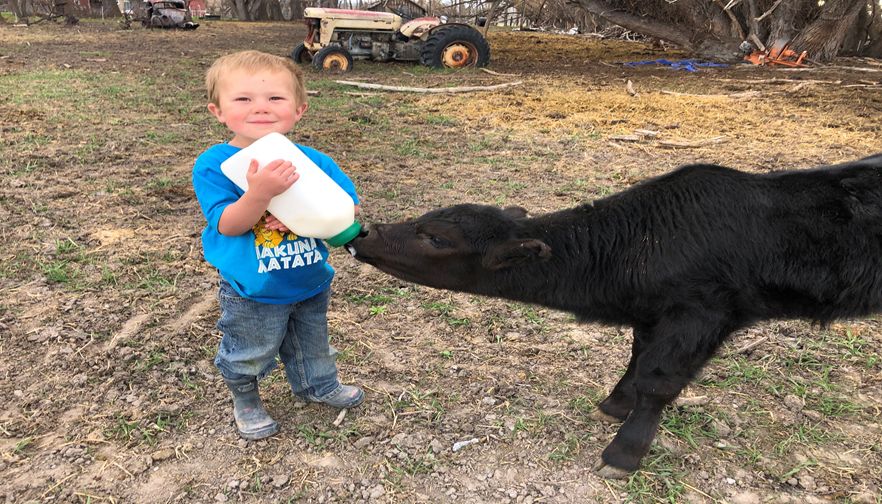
top-left (205, 50), bottom-right (307, 107)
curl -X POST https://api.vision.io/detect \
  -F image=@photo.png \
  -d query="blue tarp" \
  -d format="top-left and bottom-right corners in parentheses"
top-left (623, 59), bottom-right (729, 72)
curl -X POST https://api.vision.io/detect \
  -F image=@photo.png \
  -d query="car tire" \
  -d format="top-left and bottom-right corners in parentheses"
top-left (291, 43), bottom-right (313, 65)
top-left (419, 25), bottom-right (490, 69)
top-left (312, 45), bottom-right (354, 72)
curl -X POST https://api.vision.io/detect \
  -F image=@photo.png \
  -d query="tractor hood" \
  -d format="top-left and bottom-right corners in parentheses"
top-left (303, 7), bottom-right (401, 27)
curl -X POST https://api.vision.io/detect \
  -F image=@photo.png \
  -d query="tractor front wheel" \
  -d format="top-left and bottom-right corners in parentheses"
top-left (419, 25), bottom-right (490, 69)
top-left (291, 43), bottom-right (313, 65)
top-left (313, 46), bottom-right (354, 72)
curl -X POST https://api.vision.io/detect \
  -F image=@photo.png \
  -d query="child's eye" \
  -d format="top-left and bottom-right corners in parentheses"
top-left (270, 96), bottom-right (286, 101)
top-left (234, 97), bottom-right (250, 102)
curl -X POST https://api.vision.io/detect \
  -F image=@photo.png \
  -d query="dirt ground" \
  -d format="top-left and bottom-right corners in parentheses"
top-left (1, 19), bottom-right (882, 504)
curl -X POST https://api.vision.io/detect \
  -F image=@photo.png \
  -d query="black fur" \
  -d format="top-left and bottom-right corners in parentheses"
top-left (350, 153), bottom-right (882, 475)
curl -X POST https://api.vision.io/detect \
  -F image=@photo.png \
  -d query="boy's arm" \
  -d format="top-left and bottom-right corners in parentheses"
top-left (217, 191), bottom-right (274, 236)
top-left (218, 159), bottom-right (299, 236)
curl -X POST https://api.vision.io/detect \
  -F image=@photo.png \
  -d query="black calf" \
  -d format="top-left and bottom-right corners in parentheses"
top-left (349, 153), bottom-right (882, 476)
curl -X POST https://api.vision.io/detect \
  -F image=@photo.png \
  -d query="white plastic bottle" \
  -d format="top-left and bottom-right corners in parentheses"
top-left (220, 132), bottom-right (361, 247)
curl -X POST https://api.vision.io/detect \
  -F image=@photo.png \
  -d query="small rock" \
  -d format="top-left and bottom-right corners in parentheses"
top-left (128, 455), bottom-right (152, 475)
top-left (786, 477), bottom-right (798, 486)
top-left (272, 474), bottom-right (289, 488)
top-left (725, 477), bottom-right (736, 485)
top-left (452, 438), bottom-right (480, 452)
top-left (353, 436), bottom-right (374, 449)
top-left (151, 448), bottom-right (175, 462)
top-left (429, 438), bottom-right (444, 454)
top-left (803, 409), bottom-right (823, 421)
top-left (784, 394), bottom-right (804, 412)
top-left (798, 475), bottom-right (816, 491)
top-left (481, 396), bottom-right (497, 406)
top-left (368, 485), bottom-right (385, 499)
top-left (227, 480), bottom-right (239, 489)
top-left (215, 493), bottom-right (228, 502)
top-left (14, 390), bottom-right (24, 398)
top-left (712, 419), bottom-right (731, 438)
top-left (853, 491), bottom-right (878, 504)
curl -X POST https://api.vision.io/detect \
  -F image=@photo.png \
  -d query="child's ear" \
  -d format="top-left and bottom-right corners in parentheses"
top-left (293, 102), bottom-right (308, 122)
top-left (207, 103), bottom-right (225, 123)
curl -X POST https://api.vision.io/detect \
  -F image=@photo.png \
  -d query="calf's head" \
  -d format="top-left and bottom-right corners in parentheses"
top-left (348, 204), bottom-right (552, 291)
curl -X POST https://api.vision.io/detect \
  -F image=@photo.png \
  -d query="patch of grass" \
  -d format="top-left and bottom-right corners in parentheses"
top-left (392, 388), bottom-right (446, 424)
top-left (105, 411), bottom-right (186, 447)
top-left (422, 301), bottom-right (470, 327)
top-left (347, 293), bottom-right (394, 305)
top-left (830, 328), bottom-right (881, 369)
top-left (136, 270), bottom-right (177, 291)
top-left (700, 356), bottom-right (769, 388)
top-left (619, 447), bottom-right (690, 504)
top-left (41, 259), bottom-right (80, 286)
top-left (773, 423), bottom-right (836, 457)
top-left (13, 437), bottom-right (34, 455)
top-left (387, 451), bottom-right (437, 476)
top-left (660, 407), bottom-right (717, 448)
top-left (815, 394), bottom-right (860, 417)
top-left (425, 114), bottom-right (457, 126)
top-left (347, 288), bottom-right (410, 317)
top-left (394, 138), bottom-right (425, 157)
top-left (548, 434), bottom-right (585, 462)
top-left (136, 349), bottom-right (168, 371)
top-left (509, 409), bottom-right (560, 435)
top-left (778, 458), bottom-right (818, 482)
top-left (569, 392), bottom-right (602, 418)
top-left (298, 423), bottom-right (360, 447)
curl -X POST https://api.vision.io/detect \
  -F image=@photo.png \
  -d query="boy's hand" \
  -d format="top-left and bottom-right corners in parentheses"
top-left (245, 159), bottom-right (299, 202)
top-left (264, 214), bottom-right (290, 233)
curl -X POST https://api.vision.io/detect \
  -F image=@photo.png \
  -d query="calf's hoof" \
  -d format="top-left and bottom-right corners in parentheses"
top-left (592, 458), bottom-right (632, 480)
top-left (589, 408), bottom-right (624, 424)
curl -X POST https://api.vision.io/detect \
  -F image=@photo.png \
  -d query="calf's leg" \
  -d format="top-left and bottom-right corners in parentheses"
top-left (594, 312), bottom-right (730, 479)
top-left (594, 327), bottom-right (650, 422)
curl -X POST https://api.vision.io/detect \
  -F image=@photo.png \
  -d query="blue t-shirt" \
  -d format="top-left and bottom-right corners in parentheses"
top-left (192, 142), bottom-right (359, 304)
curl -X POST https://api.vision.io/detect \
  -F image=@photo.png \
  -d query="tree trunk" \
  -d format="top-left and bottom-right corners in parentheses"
top-left (233, 0), bottom-right (249, 20)
top-left (764, 0), bottom-right (798, 46)
top-left (791, 0), bottom-right (865, 61)
top-left (570, 0), bottom-right (741, 60)
top-left (10, 0), bottom-right (28, 21)
top-left (101, 0), bottom-right (122, 17)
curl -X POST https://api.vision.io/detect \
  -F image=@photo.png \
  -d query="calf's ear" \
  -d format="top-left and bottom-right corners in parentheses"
top-left (482, 239), bottom-right (552, 270)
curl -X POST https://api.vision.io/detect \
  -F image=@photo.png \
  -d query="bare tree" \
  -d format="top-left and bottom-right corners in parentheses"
top-left (100, 0), bottom-right (122, 17)
top-left (792, 0), bottom-right (866, 60)
top-left (9, 0), bottom-right (33, 22)
top-left (564, 0), bottom-right (881, 61)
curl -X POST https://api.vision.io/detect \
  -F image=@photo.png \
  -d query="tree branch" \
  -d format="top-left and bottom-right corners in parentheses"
top-left (755, 0), bottom-right (784, 22)
top-left (567, 0), bottom-right (696, 49)
top-left (713, 0), bottom-right (746, 41)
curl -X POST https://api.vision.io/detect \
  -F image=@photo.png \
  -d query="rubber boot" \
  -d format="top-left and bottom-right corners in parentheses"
top-left (311, 384), bottom-right (365, 409)
top-left (224, 377), bottom-right (279, 441)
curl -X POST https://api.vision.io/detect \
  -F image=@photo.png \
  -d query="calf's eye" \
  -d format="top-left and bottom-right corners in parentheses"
top-left (429, 236), bottom-right (449, 248)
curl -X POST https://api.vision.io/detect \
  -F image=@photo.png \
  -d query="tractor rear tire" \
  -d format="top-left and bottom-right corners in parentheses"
top-left (313, 46), bottom-right (354, 72)
top-left (419, 25), bottom-right (490, 69)
top-left (291, 43), bottom-right (313, 65)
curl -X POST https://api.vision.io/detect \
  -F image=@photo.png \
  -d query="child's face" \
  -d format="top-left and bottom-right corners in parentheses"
top-left (208, 68), bottom-right (307, 148)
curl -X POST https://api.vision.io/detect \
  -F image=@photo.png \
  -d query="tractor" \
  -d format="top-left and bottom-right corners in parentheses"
top-left (291, 7), bottom-right (490, 72)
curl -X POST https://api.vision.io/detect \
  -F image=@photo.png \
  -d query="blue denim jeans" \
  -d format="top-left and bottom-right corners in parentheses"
top-left (214, 280), bottom-right (343, 401)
